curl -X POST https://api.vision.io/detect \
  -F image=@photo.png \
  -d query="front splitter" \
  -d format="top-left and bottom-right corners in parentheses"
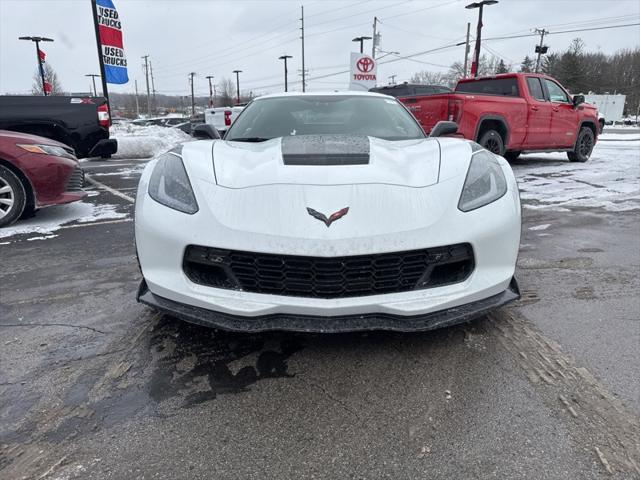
top-left (137, 278), bottom-right (520, 333)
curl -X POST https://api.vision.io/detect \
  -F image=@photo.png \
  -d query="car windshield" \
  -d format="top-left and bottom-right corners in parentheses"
top-left (225, 95), bottom-right (425, 141)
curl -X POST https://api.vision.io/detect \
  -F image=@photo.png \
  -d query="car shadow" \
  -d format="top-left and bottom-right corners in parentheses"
top-left (143, 312), bottom-right (486, 409)
top-left (509, 156), bottom-right (569, 168)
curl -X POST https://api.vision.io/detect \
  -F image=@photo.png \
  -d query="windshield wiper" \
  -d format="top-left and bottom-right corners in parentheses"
top-left (227, 137), bottom-right (271, 142)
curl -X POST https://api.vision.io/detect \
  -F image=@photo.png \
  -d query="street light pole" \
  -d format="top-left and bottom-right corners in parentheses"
top-left (206, 75), bottom-right (215, 107)
top-left (352, 36), bottom-right (372, 54)
top-left (189, 72), bottom-right (196, 116)
top-left (278, 55), bottom-right (292, 92)
top-left (233, 70), bottom-right (242, 105)
top-left (465, 0), bottom-right (498, 77)
top-left (85, 74), bottom-right (100, 96)
top-left (19, 36), bottom-right (54, 95)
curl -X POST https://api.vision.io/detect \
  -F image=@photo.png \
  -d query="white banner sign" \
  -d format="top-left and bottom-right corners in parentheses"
top-left (349, 52), bottom-right (377, 91)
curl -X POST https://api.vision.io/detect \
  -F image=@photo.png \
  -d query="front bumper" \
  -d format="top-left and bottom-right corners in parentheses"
top-left (138, 277), bottom-right (520, 333)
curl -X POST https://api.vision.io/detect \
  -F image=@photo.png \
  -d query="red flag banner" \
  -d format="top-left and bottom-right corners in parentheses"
top-left (38, 49), bottom-right (46, 62)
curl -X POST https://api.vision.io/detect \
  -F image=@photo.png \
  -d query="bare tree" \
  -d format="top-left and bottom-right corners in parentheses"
top-left (31, 63), bottom-right (63, 95)
top-left (409, 71), bottom-right (449, 85)
top-left (216, 78), bottom-right (236, 107)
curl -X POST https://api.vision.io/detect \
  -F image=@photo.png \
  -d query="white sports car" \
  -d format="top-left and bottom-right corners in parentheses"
top-left (135, 91), bottom-right (521, 332)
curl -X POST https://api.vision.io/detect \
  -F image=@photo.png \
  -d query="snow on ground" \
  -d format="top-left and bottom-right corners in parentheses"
top-left (513, 137), bottom-right (640, 212)
top-left (110, 124), bottom-right (192, 159)
top-left (0, 201), bottom-right (127, 239)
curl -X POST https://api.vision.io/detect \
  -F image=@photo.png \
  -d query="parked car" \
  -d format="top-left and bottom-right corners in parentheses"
top-left (0, 130), bottom-right (86, 227)
top-left (132, 116), bottom-right (187, 127)
top-left (0, 96), bottom-right (117, 159)
top-left (369, 83), bottom-right (452, 97)
top-left (204, 105), bottom-right (245, 136)
top-left (394, 73), bottom-right (599, 162)
top-left (135, 92), bottom-right (521, 332)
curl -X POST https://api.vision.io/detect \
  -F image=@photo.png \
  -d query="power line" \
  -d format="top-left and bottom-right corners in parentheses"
top-left (484, 22), bottom-right (640, 42)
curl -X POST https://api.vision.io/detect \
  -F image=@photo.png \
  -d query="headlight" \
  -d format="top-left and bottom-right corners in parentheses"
top-left (17, 144), bottom-right (76, 160)
top-left (148, 152), bottom-right (199, 214)
top-left (458, 149), bottom-right (507, 212)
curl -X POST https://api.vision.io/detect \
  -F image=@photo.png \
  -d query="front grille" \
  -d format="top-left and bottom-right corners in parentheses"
top-left (183, 244), bottom-right (474, 299)
top-left (65, 166), bottom-right (85, 192)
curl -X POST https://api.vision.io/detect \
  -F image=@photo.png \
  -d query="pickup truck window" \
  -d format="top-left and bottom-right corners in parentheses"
top-left (544, 79), bottom-right (570, 103)
top-left (455, 78), bottom-right (519, 97)
top-left (526, 77), bottom-right (546, 101)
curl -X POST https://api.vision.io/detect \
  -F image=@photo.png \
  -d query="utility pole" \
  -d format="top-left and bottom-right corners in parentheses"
top-left (134, 79), bottom-right (140, 118)
top-left (142, 55), bottom-right (151, 115)
top-left (19, 36), bottom-right (53, 96)
top-left (388, 74), bottom-right (397, 85)
top-left (85, 74), bottom-right (100, 96)
top-left (150, 60), bottom-right (156, 114)
top-left (534, 28), bottom-right (549, 73)
top-left (278, 55), bottom-right (292, 92)
top-left (233, 70), bottom-right (242, 104)
top-left (463, 22), bottom-right (471, 78)
top-left (466, 1), bottom-right (498, 77)
top-left (372, 17), bottom-right (378, 58)
top-left (189, 72), bottom-right (196, 116)
top-left (206, 75), bottom-right (214, 107)
top-left (300, 5), bottom-right (306, 92)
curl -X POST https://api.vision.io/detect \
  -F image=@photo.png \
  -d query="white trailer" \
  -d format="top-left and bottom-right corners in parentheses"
top-left (584, 94), bottom-right (626, 124)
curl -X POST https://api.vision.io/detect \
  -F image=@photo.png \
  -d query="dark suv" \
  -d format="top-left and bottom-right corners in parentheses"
top-left (369, 83), bottom-right (452, 98)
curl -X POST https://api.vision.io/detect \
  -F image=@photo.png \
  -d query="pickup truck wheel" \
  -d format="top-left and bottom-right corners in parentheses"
top-left (478, 130), bottom-right (505, 156)
top-left (0, 165), bottom-right (27, 228)
top-left (568, 127), bottom-right (594, 163)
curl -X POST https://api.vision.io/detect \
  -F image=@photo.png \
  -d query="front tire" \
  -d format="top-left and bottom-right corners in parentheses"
top-left (0, 165), bottom-right (27, 228)
top-left (568, 127), bottom-right (594, 163)
top-left (478, 129), bottom-right (505, 156)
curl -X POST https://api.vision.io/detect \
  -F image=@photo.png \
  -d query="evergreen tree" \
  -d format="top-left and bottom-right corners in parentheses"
top-left (558, 38), bottom-right (589, 93)
top-left (520, 55), bottom-right (534, 73)
top-left (495, 59), bottom-right (509, 74)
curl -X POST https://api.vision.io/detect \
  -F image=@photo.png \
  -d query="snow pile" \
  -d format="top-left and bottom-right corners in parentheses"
top-left (599, 132), bottom-right (640, 141)
top-left (110, 124), bottom-right (192, 159)
top-left (514, 138), bottom-right (640, 212)
top-left (0, 201), bottom-right (127, 239)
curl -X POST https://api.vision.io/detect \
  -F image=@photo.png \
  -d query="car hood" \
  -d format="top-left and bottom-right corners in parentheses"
top-left (211, 135), bottom-right (441, 188)
top-left (0, 129), bottom-right (71, 149)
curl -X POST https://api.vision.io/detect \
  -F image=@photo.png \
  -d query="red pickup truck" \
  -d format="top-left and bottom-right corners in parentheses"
top-left (397, 73), bottom-right (599, 162)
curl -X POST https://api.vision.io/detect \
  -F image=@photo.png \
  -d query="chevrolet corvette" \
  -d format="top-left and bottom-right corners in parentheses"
top-left (135, 92), bottom-right (521, 332)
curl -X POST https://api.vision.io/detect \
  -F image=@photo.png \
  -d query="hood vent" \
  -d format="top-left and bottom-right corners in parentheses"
top-left (282, 134), bottom-right (370, 166)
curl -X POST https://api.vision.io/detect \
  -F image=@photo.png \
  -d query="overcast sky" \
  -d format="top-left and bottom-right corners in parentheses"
top-left (1, 0), bottom-right (639, 97)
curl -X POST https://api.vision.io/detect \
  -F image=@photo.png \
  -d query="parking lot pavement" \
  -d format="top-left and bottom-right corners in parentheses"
top-left (1, 139), bottom-right (639, 479)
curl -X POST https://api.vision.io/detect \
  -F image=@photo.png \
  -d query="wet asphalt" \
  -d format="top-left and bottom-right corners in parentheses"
top-left (0, 149), bottom-right (638, 479)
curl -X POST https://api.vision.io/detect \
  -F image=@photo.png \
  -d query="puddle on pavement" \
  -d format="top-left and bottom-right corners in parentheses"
top-left (147, 316), bottom-right (305, 407)
top-left (31, 313), bottom-right (480, 446)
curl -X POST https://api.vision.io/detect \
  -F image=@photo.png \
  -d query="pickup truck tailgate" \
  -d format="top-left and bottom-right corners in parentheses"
top-left (398, 93), bottom-right (453, 134)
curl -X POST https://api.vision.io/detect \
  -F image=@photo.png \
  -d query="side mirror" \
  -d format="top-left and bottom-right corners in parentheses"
top-left (191, 123), bottom-right (221, 140)
top-left (572, 94), bottom-right (585, 107)
top-left (430, 121), bottom-right (458, 138)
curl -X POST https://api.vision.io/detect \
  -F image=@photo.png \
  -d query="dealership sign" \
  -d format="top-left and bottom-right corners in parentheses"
top-left (349, 53), bottom-right (377, 91)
